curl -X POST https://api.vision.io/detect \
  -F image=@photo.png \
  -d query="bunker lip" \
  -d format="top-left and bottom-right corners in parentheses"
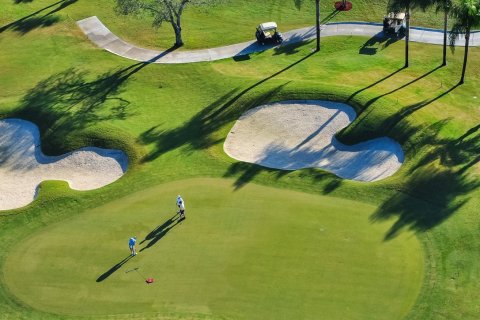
top-left (0, 119), bottom-right (129, 211)
top-left (223, 100), bottom-right (404, 182)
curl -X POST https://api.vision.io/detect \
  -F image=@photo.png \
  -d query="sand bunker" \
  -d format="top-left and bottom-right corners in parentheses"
top-left (224, 100), bottom-right (404, 182)
top-left (0, 119), bottom-right (128, 211)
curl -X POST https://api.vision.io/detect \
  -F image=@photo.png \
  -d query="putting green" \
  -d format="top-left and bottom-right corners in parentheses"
top-left (4, 178), bottom-right (423, 319)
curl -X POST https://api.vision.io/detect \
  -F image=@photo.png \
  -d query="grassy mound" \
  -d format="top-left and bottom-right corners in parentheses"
top-left (4, 178), bottom-right (422, 319)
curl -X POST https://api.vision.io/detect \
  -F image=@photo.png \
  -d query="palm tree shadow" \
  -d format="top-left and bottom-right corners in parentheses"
top-left (96, 255), bottom-right (132, 282)
top-left (359, 32), bottom-right (403, 55)
top-left (321, 9), bottom-right (341, 24)
top-left (138, 51), bottom-right (315, 162)
top-left (365, 64), bottom-right (444, 107)
top-left (347, 66), bottom-right (406, 102)
top-left (369, 84), bottom-right (479, 240)
top-left (140, 215), bottom-right (180, 251)
top-left (10, 50), bottom-right (175, 155)
top-left (0, 0), bottom-right (78, 34)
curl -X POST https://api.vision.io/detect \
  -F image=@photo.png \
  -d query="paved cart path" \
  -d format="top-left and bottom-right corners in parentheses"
top-left (78, 16), bottom-right (479, 64)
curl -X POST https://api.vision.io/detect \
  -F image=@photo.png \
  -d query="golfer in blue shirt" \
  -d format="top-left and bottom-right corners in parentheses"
top-left (129, 236), bottom-right (137, 256)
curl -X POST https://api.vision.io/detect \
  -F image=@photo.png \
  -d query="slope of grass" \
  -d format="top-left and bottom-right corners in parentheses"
top-left (0, 1), bottom-right (479, 319)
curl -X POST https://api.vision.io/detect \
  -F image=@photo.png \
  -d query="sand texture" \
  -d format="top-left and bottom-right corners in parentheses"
top-left (224, 100), bottom-right (404, 182)
top-left (0, 119), bottom-right (128, 210)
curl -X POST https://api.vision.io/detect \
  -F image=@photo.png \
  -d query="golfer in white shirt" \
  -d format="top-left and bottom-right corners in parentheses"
top-left (177, 195), bottom-right (186, 220)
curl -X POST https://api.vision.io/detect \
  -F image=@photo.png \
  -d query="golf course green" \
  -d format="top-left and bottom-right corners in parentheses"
top-left (0, 0), bottom-right (479, 319)
top-left (4, 178), bottom-right (422, 319)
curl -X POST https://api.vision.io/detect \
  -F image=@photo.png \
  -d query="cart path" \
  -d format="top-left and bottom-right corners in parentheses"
top-left (77, 16), bottom-right (479, 64)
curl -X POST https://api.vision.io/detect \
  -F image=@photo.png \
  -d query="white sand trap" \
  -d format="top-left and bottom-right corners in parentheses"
top-left (0, 119), bottom-right (128, 211)
top-left (224, 100), bottom-right (404, 182)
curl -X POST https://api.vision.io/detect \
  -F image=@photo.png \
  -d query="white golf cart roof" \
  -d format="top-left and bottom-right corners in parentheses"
top-left (258, 22), bottom-right (278, 31)
top-left (385, 12), bottom-right (406, 20)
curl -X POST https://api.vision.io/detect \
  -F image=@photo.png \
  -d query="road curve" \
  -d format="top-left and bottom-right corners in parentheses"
top-left (77, 16), bottom-right (479, 64)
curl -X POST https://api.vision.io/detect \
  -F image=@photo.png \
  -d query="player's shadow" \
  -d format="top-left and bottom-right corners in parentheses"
top-left (140, 215), bottom-right (180, 251)
top-left (96, 255), bottom-right (132, 282)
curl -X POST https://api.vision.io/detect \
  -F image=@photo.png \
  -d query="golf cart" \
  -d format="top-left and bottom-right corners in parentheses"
top-left (255, 22), bottom-right (283, 45)
top-left (383, 12), bottom-right (406, 36)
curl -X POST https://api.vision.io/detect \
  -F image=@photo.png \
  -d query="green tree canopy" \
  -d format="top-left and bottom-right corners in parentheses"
top-left (116, 0), bottom-right (221, 47)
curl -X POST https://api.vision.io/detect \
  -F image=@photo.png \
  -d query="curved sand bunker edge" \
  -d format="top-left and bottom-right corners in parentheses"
top-left (223, 100), bottom-right (404, 182)
top-left (0, 118), bottom-right (129, 211)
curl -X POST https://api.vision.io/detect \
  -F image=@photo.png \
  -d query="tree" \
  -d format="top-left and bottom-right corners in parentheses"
top-left (437, 0), bottom-right (453, 66)
top-left (388, 0), bottom-right (413, 68)
top-left (316, 0), bottom-right (321, 51)
top-left (414, 0), bottom-right (452, 66)
top-left (116, 0), bottom-right (220, 47)
top-left (449, 0), bottom-right (480, 84)
top-left (294, 0), bottom-right (321, 51)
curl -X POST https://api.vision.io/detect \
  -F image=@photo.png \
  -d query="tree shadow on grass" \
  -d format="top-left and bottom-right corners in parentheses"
top-left (346, 63), bottom-right (444, 115)
top-left (371, 119), bottom-right (480, 240)
top-left (273, 39), bottom-right (314, 56)
top-left (362, 65), bottom-right (444, 109)
top-left (223, 161), bottom-right (346, 194)
top-left (221, 79), bottom-right (477, 237)
top-left (377, 83), bottom-right (460, 137)
top-left (321, 9), bottom-right (341, 24)
top-left (340, 76), bottom-right (479, 239)
top-left (346, 67), bottom-right (406, 103)
top-left (359, 31), bottom-right (403, 55)
top-left (342, 82), bottom-right (460, 145)
top-left (139, 52), bottom-right (315, 162)
top-left (96, 255), bottom-right (132, 282)
top-left (223, 162), bottom-right (284, 190)
top-left (0, 0), bottom-right (77, 34)
top-left (10, 55), bottom-right (170, 154)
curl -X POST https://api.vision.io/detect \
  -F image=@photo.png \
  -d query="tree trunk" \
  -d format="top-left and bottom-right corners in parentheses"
top-left (172, 23), bottom-right (183, 47)
top-left (459, 26), bottom-right (470, 84)
top-left (442, 9), bottom-right (448, 66)
top-left (316, 0), bottom-right (320, 51)
top-left (173, 0), bottom-right (188, 47)
top-left (405, 4), bottom-right (410, 68)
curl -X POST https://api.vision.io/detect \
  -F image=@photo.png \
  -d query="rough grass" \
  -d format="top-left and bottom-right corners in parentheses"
top-left (0, 1), bottom-right (479, 319)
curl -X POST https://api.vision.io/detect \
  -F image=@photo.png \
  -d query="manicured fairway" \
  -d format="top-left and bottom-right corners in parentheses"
top-left (4, 178), bottom-right (423, 319)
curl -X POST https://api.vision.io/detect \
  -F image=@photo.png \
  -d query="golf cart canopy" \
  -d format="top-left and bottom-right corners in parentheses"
top-left (383, 12), bottom-right (406, 36)
top-left (255, 21), bottom-right (283, 44)
top-left (384, 12), bottom-right (406, 20)
top-left (258, 22), bottom-right (277, 31)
